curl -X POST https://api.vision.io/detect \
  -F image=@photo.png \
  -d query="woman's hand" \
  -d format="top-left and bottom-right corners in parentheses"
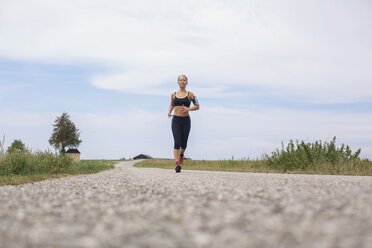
top-left (168, 113), bottom-right (172, 118)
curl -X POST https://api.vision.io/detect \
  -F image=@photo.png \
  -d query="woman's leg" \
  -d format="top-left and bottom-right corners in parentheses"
top-left (171, 117), bottom-right (182, 164)
top-left (180, 117), bottom-right (191, 162)
top-left (178, 148), bottom-right (186, 164)
top-left (173, 149), bottom-right (180, 163)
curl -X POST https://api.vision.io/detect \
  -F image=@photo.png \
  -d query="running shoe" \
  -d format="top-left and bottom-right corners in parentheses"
top-left (175, 163), bottom-right (182, 173)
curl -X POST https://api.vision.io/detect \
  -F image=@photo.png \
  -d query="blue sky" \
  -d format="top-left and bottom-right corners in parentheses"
top-left (1, 0), bottom-right (372, 159)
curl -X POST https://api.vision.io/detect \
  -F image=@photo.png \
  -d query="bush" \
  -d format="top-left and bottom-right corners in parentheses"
top-left (0, 150), bottom-right (73, 176)
top-left (265, 137), bottom-right (362, 172)
top-left (7, 139), bottom-right (27, 153)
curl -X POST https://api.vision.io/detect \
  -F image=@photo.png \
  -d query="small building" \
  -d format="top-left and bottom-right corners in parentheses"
top-left (66, 148), bottom-right (81, 162)
top-left (133, 154), bottom-right (152, 160)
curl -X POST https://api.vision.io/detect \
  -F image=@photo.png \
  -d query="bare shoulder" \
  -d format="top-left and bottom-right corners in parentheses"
top-left (188, 91), bottom-right (196, 99)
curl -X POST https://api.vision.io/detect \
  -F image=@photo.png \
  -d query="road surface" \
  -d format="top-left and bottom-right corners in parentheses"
top-left (0, 160), bottom-right (371, 248)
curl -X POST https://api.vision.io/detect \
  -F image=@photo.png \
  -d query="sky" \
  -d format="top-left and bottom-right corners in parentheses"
top-left (1, 0), bottom-right (372, 160)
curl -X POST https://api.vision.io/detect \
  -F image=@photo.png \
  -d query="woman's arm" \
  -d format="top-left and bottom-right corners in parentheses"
top-left (168, 93), bottom-right (175, 117)
top-left (189, 92), bottom-right (200, 111)
top-left (168, 105), bottom-right (174, 117)
top-left (188, 105), bottom-right (200, 111)
top-left (183, 92), bottom-right (200, 113)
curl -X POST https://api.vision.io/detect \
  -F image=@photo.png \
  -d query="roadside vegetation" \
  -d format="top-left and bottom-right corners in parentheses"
top-left (136, 137), bottom-right (372, 176)
top-left (0, 111), bottom-right (116, 186)
top-left (0, 145), bottom-right (116, 185)
top-left (264, 137), bottom-right (371, 175)
top-left (0, 151), bottom-right (116, 185)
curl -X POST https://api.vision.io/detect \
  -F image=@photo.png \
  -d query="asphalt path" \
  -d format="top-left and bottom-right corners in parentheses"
top-left (0, 160), bottom-right (371, 248)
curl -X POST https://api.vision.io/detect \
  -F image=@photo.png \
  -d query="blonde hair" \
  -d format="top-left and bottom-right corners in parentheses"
top-left (178, 74), bottom-right (188, 82)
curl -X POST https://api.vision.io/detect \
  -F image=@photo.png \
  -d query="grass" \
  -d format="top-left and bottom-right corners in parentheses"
top-left (135, 159), bottom-right (372, 176)
top-left (136, 137), bottom-right (372, 176)
top-left (263, 137), bottom-right (372, 175)
top-left (136, 159), bottom-right (278, 173)
top-left (0, 137), bottom-right (117, 185)
top-left (0, 159), bottom-right (117, 186)
top-left (69, 160), bottom-right (117, 174)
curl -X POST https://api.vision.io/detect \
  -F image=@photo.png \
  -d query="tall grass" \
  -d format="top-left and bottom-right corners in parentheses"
top-left (0, 135), bottom-right (117, 185)
top-left (265, 137), bottom-right (370, 174)
top-left (0, 150), bottom-right (74, 176)
top-left (0, 135), bottom-right (73, 175)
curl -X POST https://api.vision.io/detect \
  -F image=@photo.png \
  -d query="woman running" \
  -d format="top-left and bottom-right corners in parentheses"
top-left (168, 75), bottom-right (200, 173)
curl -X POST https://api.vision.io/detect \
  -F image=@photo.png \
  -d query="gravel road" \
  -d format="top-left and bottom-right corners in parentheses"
top-left (0, 160), bottom-right (371, 248)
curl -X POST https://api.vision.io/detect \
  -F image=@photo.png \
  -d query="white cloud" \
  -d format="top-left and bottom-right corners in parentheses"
top-left (1, 0), bottom-right (372, 103)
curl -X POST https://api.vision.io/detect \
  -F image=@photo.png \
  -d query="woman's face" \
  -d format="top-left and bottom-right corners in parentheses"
top-left (178, 76), bottom-right (187, 88)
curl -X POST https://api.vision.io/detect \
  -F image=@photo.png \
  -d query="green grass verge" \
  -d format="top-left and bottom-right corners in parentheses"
top-left (135, 159), bottom-right (274, 173)
top-left (0, 160), bottom-right (117, 186)
top-left (68, 160), bottom-right (117, 174)
top-left (135, 159), bottom-right (372, 176)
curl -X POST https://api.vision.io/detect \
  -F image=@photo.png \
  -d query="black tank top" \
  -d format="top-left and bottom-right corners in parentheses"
top-left (173, 92), bottom-right (191, 107)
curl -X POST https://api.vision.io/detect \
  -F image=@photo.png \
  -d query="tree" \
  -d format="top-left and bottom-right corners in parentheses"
top-left (7, 139), bottom-right (27, 153)
top-left (49, 112), bottom-right (82, 154)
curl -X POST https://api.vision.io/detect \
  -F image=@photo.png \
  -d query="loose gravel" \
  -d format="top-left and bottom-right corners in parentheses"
top-left (0, 160), bottom-right (371, 248)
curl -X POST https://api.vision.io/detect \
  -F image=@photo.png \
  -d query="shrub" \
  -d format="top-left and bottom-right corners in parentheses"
top-left (265, 137), bottom-right (362, 172)
top-left (7, 139), bottom-right (28, 153)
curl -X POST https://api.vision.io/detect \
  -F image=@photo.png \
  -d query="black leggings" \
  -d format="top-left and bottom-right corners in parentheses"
top-left (172, 116), bottom-right (191, 149)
